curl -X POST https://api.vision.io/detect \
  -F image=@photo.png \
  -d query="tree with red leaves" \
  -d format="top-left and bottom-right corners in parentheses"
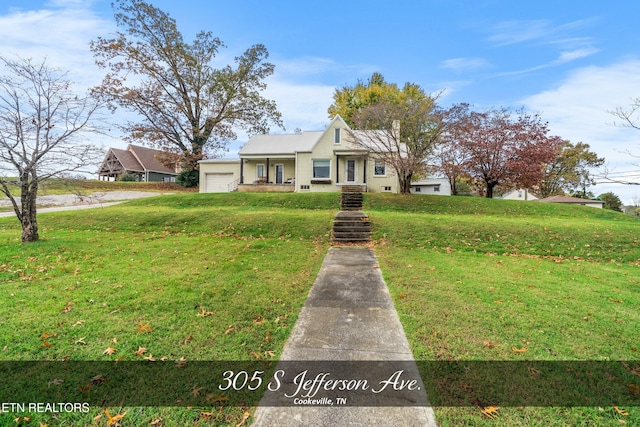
top-left (443, 105), bottom-right (561, 198)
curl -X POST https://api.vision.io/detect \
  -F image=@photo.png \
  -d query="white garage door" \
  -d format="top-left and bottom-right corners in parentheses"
top-left (205, 173), bottom-right (233, 192)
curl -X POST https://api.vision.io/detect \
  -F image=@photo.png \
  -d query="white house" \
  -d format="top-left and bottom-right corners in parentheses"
top-left (199, 115), bottom-right (453, 194)
top-left (200, 116), bottom-right (401, 193)
top-left (410, 178), bottom-right (452, 196)
top-left (501, 189), bottom-right (539, 201)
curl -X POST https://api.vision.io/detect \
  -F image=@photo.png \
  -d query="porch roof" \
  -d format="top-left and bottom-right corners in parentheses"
top-left (239, 131), bottom-right (321, 156)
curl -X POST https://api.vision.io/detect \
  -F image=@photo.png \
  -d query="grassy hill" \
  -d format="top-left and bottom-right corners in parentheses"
top-left (0, 192), bottom-right (638, 426)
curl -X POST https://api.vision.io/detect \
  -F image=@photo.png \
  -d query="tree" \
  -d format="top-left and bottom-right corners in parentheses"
top-left (0, 56), bottom-right (103, 242)
top-left (444, 105), bottom-right (561, 198)
top-left (435, 103), bottom-right (474, 195)
top-left (328, 73), bottom-right (426, 127)
top-left (608, 98), bottom-right (640, 185)
top-left (348, 88), bottom-right (443, 194)
top-left (598, 191), bottom-right (623, 212)
top-left (90, 0), bottom-right (282, 186)
top-left (537, 141), bottom-right (605, 198)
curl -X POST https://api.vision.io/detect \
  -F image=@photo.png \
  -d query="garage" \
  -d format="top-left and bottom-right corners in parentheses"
top-left (205, 173), bottom-right (234, 192)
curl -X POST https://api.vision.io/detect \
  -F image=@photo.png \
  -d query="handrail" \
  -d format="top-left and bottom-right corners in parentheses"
top-left (228, 178), bottom-right (240, 192)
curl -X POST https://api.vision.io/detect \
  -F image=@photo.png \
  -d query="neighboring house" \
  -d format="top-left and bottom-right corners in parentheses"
top-left (538, 195), bottom-right (604, 209)
top-left (410, 178), bottom-right (451, 196)
top-left (501, 189), bottom-right (539, 201)
top-left (98, 144), bottom-right (179, 182)
top-left (199, 115), bottom-right (403, 193)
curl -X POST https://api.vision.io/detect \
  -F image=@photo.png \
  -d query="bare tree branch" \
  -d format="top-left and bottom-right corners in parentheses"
top-left (0, 55), bottom-right (104, 242)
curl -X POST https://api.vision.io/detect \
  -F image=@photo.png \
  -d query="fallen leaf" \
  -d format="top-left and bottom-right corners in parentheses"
top-left (614, 406), bottom-right (629, 416)
top-left (72, 320), bottom-right (85, 327)
top-left (103, 347), bottom-right (117, 355)
top-left (483, 341), bottom-right (496, 348)
top-left (75, 337), bottom-right (86, 345)
top-left (264, 332), bottom-right (271, 343)
top-left (144, 354), bottom-right (156, 362)
top-left (481, 406), bottom-right (499, 418)
top-left (176, 357), bottom-right (187, 368)
top-left (90, 375), bottom-right (108, 385)
top-left (41, 332), bottom-right (57, 340)
top-left (104, 409), bottom-right (126, 426)
top-left (627, 384), bottom-right (640, 396)
top-left (150, 417), bottom-right (163, 426)
top-left (136, 321), bottom-right (152, 333)
top-left (78, 384), bottom-right (93, 393)
top-left (397, 293), bottom-right (408, 299)
top-left (253, 314), bottom-right (266, 325)
top-left (225, 325), bottom-right (234, 335)
top-left (182, 334), bottom-right (193, 344)
top-left (43, 341), bottom-right (55, 348)
top-left (47, 378), bottom-right (63, 387)
top-left (235, 410), bottom-right (250, 427)
top-left (251, 351), bottom-right (262, 359)
top-left (136, 347), bottom-right (147, 356)
top-left (511, 346), bottom-right (528, 353)
top-left (197, 306), bottom-right (214, 317)
top-left (206, 395), bottom-right (229, 404)
top-left (191, 385), bottom-right (204, 397)
top-left (62, 302), bottom-right (73, 313)
top-left (528, 367), bottom-right (541, 377)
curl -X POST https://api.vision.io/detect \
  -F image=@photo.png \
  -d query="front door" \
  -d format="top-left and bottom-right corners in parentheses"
top-left (346, 159), bottom-right (356, 182)
top-left (275, 164), bottom-right (284, 184)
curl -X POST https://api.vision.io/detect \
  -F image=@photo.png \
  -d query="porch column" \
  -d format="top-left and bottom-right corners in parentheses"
top-left (266, 158), bottom-right (270, 183)
top-left (363, 154), bottom-right (367, 184)
top-left (336, 154), bottom-right (340, 183)
top-left (240, 159), bottom-right (244, 184)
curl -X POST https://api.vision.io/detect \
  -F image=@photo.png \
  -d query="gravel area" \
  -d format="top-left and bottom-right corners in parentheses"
top-left (0, 191), bottom-right (169, 217)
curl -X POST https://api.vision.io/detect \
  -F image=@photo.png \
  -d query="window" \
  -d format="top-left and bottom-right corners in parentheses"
top-left (300, 184), bottom-right (310, 190)
top-left (383, 186), bottom-right (392, 192)
top-left (374, 159), bottom-right (386, 176)
top-left (415, 186), bottom-right (421, 192)
top-left (313, 159), bottom-right (330, 178)
top-left (256, 164), bottom-right (265, 178)
top-left (334, 128), bottom-right (341, 144)
top-left (434, 185), bottom-right (440, 192)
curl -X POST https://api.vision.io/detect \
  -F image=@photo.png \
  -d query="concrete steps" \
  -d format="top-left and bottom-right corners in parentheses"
top-left (332, 210), bottom-right (372, 243)
top-left (340, 192), bottom-right (363, 211)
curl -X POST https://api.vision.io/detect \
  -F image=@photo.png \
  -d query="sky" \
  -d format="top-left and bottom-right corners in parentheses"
top-left (1, 0), bottom-right (640, 203)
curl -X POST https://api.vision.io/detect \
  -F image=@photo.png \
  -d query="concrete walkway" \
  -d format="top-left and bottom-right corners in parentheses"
top-left (252, 246), bottom-right (438, 426)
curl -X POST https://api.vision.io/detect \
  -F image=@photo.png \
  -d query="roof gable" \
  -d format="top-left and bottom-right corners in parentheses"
top-left (238, 115), bottom-right (358, 157)
top-left (127, 145), bottom-right (177, 174)
top-left (111, 148), bottom-right (144, 172)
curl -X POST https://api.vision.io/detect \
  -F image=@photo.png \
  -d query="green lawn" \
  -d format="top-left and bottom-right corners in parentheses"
top-left (0, 191), bottom-right (638, 426)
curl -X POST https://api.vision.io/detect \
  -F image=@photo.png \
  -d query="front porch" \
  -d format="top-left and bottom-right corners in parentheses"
top-left (237, 183), bottom-right (296, 193)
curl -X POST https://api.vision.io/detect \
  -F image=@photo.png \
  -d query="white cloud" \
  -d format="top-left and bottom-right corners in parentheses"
top-left (521, 60), bottom-right (640, 202)
top-left (0, 4), bottom-right (114, 90)
top-left (557, 47), bottom-right (600, 64)
top-left (264, 79), bottom-right (335, 131)
top-left (441, 57), bottom-right (490, 74)
top-left (489, 18), bottom-right (597, 47)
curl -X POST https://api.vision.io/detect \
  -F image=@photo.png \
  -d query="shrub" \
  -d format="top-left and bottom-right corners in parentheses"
top-left (176, 170), bottom-right (199, 187)
top-left (119, 173), bottom-right (138, 182)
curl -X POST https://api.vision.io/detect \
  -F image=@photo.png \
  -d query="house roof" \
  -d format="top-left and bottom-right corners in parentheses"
top-left (238, 115), bottom-right (401, 157)
top-left (127, 145), bottom-right (177, 174)
top-left (110, 148), bottom-right (144, 172)
top-left (239, 131), bottom-right (322, 156)
top-left (101, 144), bottom-right (177, 175)
top-left (538, 195), bottom-right (604, 205)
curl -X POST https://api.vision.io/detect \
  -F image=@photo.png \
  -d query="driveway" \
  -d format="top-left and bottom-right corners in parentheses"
top-left (0, 191), bottom-right (168, 218)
